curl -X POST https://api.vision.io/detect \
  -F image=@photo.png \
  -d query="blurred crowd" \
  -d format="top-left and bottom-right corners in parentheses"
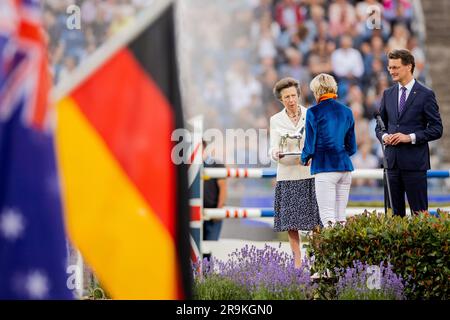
top-left (179, 0), bottom-right (434, 181)
top-left (43, 0), bottom-right (152, 84)
top-left (44, 0), bottom-right (439, 187)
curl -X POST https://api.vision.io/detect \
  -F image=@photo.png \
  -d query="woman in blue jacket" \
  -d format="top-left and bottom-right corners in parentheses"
top-left (301, 73), bottom-right (357, 226)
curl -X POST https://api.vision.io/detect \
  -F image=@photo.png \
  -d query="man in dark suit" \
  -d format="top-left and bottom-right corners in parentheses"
top-left (375, 49), bottom-right (443, 216)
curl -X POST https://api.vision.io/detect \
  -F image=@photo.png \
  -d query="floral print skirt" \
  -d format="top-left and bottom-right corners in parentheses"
top-left (274, 178), bottom-right (322, 232)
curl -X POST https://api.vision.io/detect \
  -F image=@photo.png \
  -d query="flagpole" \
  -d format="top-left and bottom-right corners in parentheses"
top-left (51, 0), bottom-right (174, 103)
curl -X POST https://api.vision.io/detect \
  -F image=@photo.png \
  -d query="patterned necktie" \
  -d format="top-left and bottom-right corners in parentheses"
top-left (398, 86), bottom-right (407, 114)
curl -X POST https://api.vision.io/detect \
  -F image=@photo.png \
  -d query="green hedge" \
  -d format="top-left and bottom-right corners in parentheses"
top-left (307, 210), bottom-right (449, 299)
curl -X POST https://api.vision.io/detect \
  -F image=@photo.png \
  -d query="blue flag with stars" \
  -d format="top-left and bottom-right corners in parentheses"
top-left (0, 0), bottom-right (71, 299)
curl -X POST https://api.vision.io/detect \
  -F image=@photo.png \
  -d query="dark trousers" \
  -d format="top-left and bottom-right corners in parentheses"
top-left (387, 168), bottom-right (428, 217)
top-left (203, 219), bottom-right (223, 241)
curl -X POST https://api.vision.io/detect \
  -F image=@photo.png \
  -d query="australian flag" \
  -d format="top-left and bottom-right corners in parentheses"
top-left (0, 0), bottom-right (71, 299)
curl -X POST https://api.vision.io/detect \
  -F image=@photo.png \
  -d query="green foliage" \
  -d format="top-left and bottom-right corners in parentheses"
top-left (193, 275), bottom-right (312, 300)
top-left (307, 210), bottom-right (450, 299)
top-left (251, 285), bottom-right (309, 300)
top-left (347, 202), bottom-right (450, 208)
top-left (194, 275), bottom-right (251, 300)
top-left (313, 277), bottom-right (337, 300)
top-left (337, 288), bottom-right (401, 300)
top-left (85, 274), bottom-right (110, 300)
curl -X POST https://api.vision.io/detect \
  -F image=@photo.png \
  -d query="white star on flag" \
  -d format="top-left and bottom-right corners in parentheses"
top-left (25, 271), bottom-right (49, 299)
top-left (0, 208), bottom-right (25, 241)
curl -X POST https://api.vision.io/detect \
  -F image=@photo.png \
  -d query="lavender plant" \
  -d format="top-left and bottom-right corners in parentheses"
top-left (193, 244), bottom-right (317, 300)
top-left (334, 261), bottom-right (406, 300)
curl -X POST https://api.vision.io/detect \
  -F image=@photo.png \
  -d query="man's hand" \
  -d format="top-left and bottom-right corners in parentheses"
top-left (389, 133), bottom-right (412, 145)
top-left (383, 134), bottom-right (393, 145)
top-left (383, 133), bottom-right (411, 145)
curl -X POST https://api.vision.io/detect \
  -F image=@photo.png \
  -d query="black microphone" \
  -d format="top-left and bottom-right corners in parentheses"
top-left (374, 111), bottom-right (386, 132)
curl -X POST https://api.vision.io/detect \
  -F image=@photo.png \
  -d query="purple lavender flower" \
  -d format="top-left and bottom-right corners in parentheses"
top-left (193, 244), bottom-right (317, 299)
top-left (335, 260), bottom-right (406, 300)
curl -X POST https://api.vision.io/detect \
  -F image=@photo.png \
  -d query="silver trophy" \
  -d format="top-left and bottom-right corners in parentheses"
top-left (279, 127), bottom-right (304, 157)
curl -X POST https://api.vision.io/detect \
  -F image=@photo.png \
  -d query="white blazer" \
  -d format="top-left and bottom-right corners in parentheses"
top-left (269, 106), bottom-right (313, 181)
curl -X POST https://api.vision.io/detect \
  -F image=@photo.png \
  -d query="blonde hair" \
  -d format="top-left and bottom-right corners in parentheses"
top-left (309, 73), bottom-right (338, 99)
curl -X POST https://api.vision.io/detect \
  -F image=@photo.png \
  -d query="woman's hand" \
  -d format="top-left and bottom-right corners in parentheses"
top-left (272, 150), bottom-right (285, 160)
top-left (301, 159), bottom-right (311, 166)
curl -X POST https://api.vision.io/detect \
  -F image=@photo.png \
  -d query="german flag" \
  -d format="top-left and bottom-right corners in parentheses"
top-left (54, 1), bottom-right (191, 299)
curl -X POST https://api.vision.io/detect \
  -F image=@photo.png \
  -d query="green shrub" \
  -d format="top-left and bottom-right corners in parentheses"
top-left (194, 275), bottom-right (251, 300)
top-left (307, 210), bottom-right (450, 299)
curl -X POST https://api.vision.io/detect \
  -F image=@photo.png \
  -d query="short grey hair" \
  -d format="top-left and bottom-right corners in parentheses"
top-left (273, 77), bottom-right (301, 100)
top-left (309, 73), bottom-right (338, 98)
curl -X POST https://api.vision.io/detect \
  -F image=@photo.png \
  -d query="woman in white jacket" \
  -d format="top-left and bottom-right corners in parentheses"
top-left (270, 77), bottom-right (322, 268)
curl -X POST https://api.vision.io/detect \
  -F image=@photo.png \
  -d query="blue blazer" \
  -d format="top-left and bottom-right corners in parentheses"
top-left (375, 80), bottom-right (443, 170)
top-left (301, 99), bottom-right (356, 175)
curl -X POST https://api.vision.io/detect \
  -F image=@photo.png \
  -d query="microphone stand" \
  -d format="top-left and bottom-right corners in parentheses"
top-left (379, 138), bottom-right (393, 215)
top-left (374, 113), bottom-right (393, 216)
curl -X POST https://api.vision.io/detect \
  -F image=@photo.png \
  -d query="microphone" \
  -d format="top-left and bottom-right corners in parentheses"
top-left (373, 111), bottom-right (386, 132)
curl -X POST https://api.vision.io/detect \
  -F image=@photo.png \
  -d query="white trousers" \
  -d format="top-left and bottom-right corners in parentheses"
top-left (314, 171), bottom-right (352, 226)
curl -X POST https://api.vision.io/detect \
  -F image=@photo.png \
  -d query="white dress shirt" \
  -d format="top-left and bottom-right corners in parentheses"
top-left (398, 78), bottom-right (415, 106)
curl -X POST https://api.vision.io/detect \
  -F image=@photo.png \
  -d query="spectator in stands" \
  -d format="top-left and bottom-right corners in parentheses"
top-left (407, 36), bottom-right (426, 82)
top-left (279, 48), bottom-right (310, 87)
top-left (328, 0), bottom-right (357, 38)
top-left (226, 59), bottom-right (262, 117)
top-left (260, 67), bottom-right (280, 118)
top-left (331, 34), bottom-right (364, 100)
top-left (257, 25), bottom-right (278, 61)
top-left (108, 4), bottom-right (135, 36)
top-left (362, 35), bottom-right (388, 75)
top-left (332, 35), bottom-right (365, 80)
top-left (308, 38), bottom-right (334, 77)
top-left (203, 140), bottom-right (228, 241)
top-left (355, 0), bottom-right (383, 40)
top-left (287, 24), bottom-right (312, 57)
top-left (59, 22), bottom-right (86, 63)
top-left (387, 23), bottom-right (410, 51)
top-left (383, 0), bottom-right (413, 31)
top-left (352, 142), bottom-right (379, 187)
top-left (270, 77), bottom-right (321, 268)
top-left (351, 104), bottom-right (372, 155)
top-left (275, 0), bottom-right (304, 32)
top-left (356, 0), bottom-right (383, 22)
top-left (90, 6), bottom-right (110, 46)
top-left (304, 4), bottom-right (325, 45)
top-left (57, 55), bottom-right (77, 84)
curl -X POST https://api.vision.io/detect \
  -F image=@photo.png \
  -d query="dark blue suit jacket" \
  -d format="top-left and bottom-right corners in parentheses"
top-left (375, 80), bottom-right (443, 171)
top-left (301, 99), bottom-right (356, 175)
